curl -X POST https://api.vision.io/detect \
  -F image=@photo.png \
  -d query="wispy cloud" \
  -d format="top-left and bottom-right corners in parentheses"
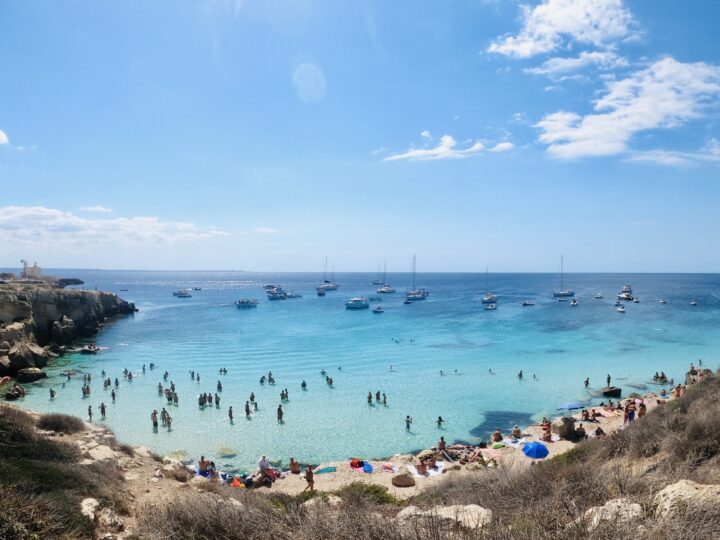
top-left (0, 206), bottom-right (229, 248)
top-left (487, 0), bottom-right (635, 58)
top-left (490, 142), bottom-right (514, 152)
top-left (628, 139), bottom-right (720, 166)
top-left (0, 129), bottom-right (8, 145)
top-left (535, 57), bottom-right (720, 159)
top-left (249, 226), bottom-right (279, 234)
top-left (384, 132), bottom-right (512, 162)
top-left (525, 51), bottom-right (628, 77)
top-left (79, 205), bottom-right (113, 213)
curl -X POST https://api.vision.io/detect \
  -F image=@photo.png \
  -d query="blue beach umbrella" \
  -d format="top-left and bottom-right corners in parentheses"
top-left (557, 402), bottom-right (584, 410)
top-left (523, 441), bottom-right (549, 459)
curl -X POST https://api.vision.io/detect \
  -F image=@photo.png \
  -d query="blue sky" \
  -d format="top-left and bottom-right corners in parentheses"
top-left (1, 0), bottom-right (719, 272)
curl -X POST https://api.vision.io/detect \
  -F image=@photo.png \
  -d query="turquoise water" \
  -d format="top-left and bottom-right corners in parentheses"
top-left (15, 270), bottom-right (720, 472)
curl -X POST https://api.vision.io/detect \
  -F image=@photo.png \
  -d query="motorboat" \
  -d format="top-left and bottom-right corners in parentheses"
top-left (173, 289), bottom-right (192, 298)
top-left (405, 255), bottom-right (429, 301)
top-left (345, 297), bottom-right (369, 310)
top-left (594, 293), bottom-right (603, 299)
top-left (522, 300), bottom-right (535, 306)
top-left (617, 305), bottom-right (626, 313)
top-left (552, 255), bottom-right (575, 298)
top-left (264, 284), bottom-right (281, 292)
top-left (372, 306), bottom-right (384, 314)
top-left (659, 299), bottom-right (668, 304)
top-left (617, 284), bottom-right (634, 301)
top-left (633, 298), bottom-right (640, 303)
top-left (286, 291), bottom-right (303, 299)
top-left (80, 343), bottom-right (100, 355)
top-left (404, 299), bottom-right (414, 305)
top-left (481, 267), bottom-right (497, 303)
top-left (484, 303), bottom-right (497, 311)
top-left (235, 299), bottom-right (259, 309)
top-left (316, 287), bottom-right (326, 297)
top-left (614, 301), bottom-right (622, 307)
top-left (193, 287), bottom-right (202, 291)
top-left (267, 288), bottom-right (288, 300)
top-left (690, 300), bottom-right (698, 306)
top-left (570, 299), bottom-right (578, 306)
top-left (377, 285), bottom-right (396, 294)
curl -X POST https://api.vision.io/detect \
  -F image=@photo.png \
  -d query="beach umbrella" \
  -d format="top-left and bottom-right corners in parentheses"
top-left (557, 402), bottom-right (584, 410)
top-left (523, 442), bottom-right (549, 459)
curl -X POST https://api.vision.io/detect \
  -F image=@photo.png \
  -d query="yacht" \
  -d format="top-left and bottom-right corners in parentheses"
top-left (372, 262), bottom-right (386, 285)
top-left (594, 293), bottom-right (603, 299)
top-left (235, 299), bottom-right (259, 309)
top-left (316, 287), bottom-right (326, 297)
top-left (484, 303), bottom-right (497, 311)
top-left (345, 297), bottom-right (370, 310)
top-left (267, 288), bottom-right (288, 300)
top-left (318, 258), bottom-right (339, 291)
top-left (552, 255), bottom-right (575, 298)
top-left (617, 284), bottom-right (634, 301)
top-left (405, 255), bottom-right (429, 301)
top-left (377, 284), bottom-right (396, 294)
top-left (617, 305), bottom-right (626, 313)
top-left (372, 306), bottom-right (384, 314)
top-left (286, 291), bottom-right (303, 299)
top-left (481, 267), bottom-right (497, 304)
top-left (570, 299), bottom-right (578, 306)
top-left (522, 300), bottom-right (535, 306)
top-left (173, 289), bottom-right (192, 298)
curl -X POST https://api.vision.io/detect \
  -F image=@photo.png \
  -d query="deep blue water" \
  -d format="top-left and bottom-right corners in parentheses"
top-left (14, 270), bottom-right (720, 472)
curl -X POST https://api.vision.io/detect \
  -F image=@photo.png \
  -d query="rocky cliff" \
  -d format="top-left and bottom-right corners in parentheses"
top-left (0, 283), bottom-right (136, 377)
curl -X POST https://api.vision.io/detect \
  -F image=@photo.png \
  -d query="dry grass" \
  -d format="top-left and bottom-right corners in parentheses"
top-left (37, 412), bottom-right (86, 434)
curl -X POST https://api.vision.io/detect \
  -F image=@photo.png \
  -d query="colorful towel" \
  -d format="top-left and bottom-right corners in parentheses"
top-left (315, 466), bottom-right (337, 475)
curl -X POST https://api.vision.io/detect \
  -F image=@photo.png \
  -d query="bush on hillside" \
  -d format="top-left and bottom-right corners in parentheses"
top-left (37, 412), bottom-right (86, 434)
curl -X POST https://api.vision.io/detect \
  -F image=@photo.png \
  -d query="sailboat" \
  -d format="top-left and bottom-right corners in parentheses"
top-left (376, 260), bottom-right (396, 293)
top-left (481, 267), bottom-right (497, 304)
top-left (372, 262), bottom-right (385, 285)
top-left (405, 255), bottom-right (429, 301)
top-left (552, 255), bottom-right (575, 298)
top-left (318, 258), bottom-right (339, 291)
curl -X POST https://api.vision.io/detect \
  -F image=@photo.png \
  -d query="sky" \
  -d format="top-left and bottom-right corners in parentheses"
top-left (1, 0), bottom-right (719, 272)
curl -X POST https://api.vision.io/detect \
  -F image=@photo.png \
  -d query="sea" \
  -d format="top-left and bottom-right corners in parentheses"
top-left (13, 270), bottom-right (720, 473)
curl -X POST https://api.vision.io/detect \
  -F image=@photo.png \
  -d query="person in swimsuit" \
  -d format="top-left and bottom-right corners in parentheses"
top-left (303, 465), bottom-right (314, 492)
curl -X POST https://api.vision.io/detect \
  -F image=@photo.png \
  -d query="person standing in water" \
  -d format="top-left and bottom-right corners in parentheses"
top-left (100, 402), bottom-right (106, 420)
top-left (151, 409), bottom-right (158, 430)
top-left (437, 416), bottom-right (444, 428)
top-left (87, 405), bottom-right (93, 421)
top-left (111, 389), bottom-right (116, 402)
top-left (367, 392), bottom-right (372, 405)
top-left (607, 374), bottom-right (611, 387)
top-left (277, 404), bottom-right (284, 422)
top-left (518, 370), bottom-right (523, 380)
top-left (228, 406), bottom-right (234, 422)
top-left (383, 393), bottom-right (387, 406)
top-left (405, 415), bottom-right (413, 430)
top-left (584, 377), bottom-right (590, 388)
top-left (245, 401), bottom-right (251, 417)
top-left (49, 388), bottom-right (56, 399)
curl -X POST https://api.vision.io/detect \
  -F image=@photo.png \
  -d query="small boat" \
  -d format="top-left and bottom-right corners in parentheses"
top-left (690, 300), bottom-right (698, 306)
top-left (119, 288), bottom-right (128, 292)
top-left (264, 284), bottom-right (281, 291)
top-left (404, 299), bottom-right (414, 305)
top-left (267, 288), bottom-right (288, 300)
top-left (601, 386), bottom-right (622, 398)
top-left (193, 287), bottom-right (202, 291)
top-left (173, 289), bottom-right (192, 298)
top-left (594, 293), bottom-right (603, 299)
top-left (617, 305), bottom-right (626, 313)
top-left (235, 299), bottom-right (259, 309)
top-left (80, 344), bottom-right (100, 355)
top-left (552, 255), bottom-right (575, 298)
top-left (405, 255), bottom-right (429, 301)
top-left (377, 285), bottom-right (396, 294)
top-left (481, 267), bottom-right (497, 303)
top-left (659, 299), bottom-right (667, 304)
top-left (633, 298), bottom-right (640, 303)
top-left (316, 287), bottom-right (326, 297)
top-left (570, 299), bottom-right (578, 306)
top-left (286, 291), bottom-right (303, 299)
top-left (484, 303), bottom-right (497, 311)
top-left (614, 301), bottom-right (623, 307)
top-left (372, 306), bottom-right (384, 314)
top-left (522, 300), bottom-right (535, 306)
top-left (345, 297), bottom-right (370, 310)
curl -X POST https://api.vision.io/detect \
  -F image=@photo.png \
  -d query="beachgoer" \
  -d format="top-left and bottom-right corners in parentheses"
top-left (575, 423), bottom-right (587, 440)
top-left (228, 406), bottom-right (234, 421)
top-left (584, 377), bottom-right (589, 388)
top-left (303, 465), bottom-right (314, 492)
top-left (250, 392), bottom-right (255, 402)
top-left (100, 402), bottom-right (106, 419)
top-left (301, 380), bottom-right (307, 390)
top-left (607, 374), bottom-right (611, 387)
top-left (254, 401), bottom-right (258, 411)
top-left (438, 436), bottom-right (446, 451)
top-left (594, 426), bottom-right (606, 438)
top-left (151, 410), bottom-right (158, 429)
top-left (518, 370), bottom-right (523, 380)
top-left (437, 416), bottom-right (444, 428)
top-left (259, 455), bottom-right (270, 472)
top-left (367, 392), bottom-right (372, 405)
top-left (245, 401), bottom-right (251, 417)
top-left (277, 404), bottom-right (284, 422)
top-left (375, 391), bottom-right (381, 402)
top-left (166, 414), bottom-right (172, 430)
top-left (405, 415), bottom-right (413, 430)
top-left (49, 388), bottom-right (56, 399)
top-left (88, 405), bottom-right (93, 421)
top-left (111, 389), bottom-right (116, 402)
top-left (511, 425), bottom-right (521, 438)
top-left (491, 428), bottom-right (503, 442)
top-left (382, 393), bottom-right (387, 405)
top-left (289, 458), bottom-right (301, 474)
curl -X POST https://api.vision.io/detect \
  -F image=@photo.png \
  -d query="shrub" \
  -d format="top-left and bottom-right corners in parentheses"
top-left (37, 412), bottom-right (85, 434)
top-left (336, 482), bottom-right (397, 505)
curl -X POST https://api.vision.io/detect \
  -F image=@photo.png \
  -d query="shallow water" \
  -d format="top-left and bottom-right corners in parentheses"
top-left (15, 270), bottom-right (720, 472)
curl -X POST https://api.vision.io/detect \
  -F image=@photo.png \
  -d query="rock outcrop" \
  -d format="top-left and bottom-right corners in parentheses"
top-left (653, 479), bottom-right (720, 518)
top-left (396, 504), bottom-right (492, 531)
top-left (0, 283), bottom-right (135, 378)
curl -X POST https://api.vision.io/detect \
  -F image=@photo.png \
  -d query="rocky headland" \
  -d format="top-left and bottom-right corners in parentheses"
top-left (0, 282), bottom-right (136, 382)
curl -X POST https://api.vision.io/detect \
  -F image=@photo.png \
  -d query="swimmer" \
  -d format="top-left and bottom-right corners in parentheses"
top-left (437, 416), bottom-right (444, 428)
top-left (405, 415), bottom-right (413, 430)
top-left (100, 402), bottom-right (106, 419)
top-left (301, 380), bottom-right (307, 390)
top-left (367, 392), bottom-right (373, 405)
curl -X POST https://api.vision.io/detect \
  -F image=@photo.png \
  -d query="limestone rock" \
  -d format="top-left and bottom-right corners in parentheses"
top-left (81, 497), bottom-right (100, 520)
top-left (16, 367), bottom-right (47, 383)
top-left (391, 472), bottom-right (416, 488)
top-left (96, 507), bottom-right (124, 531)
top-left (0, 355), bottom-right (10, 376)
top-left (50, 315), bottom-right (78, 345)
top-left (551, 416), bottom-right (575, 439)
top-left (654, 479), bottom-right (720, 518)
top-left (397, 505), bottom-right (492, 530)
top-left (303, 494), bottom-right (342, 509)
top-left (581, 498), bottom-right (643, 532)
top-left (8, 341), bottom-right (49, 370)
top-left (162, 460), bottom-right (192, 482)
top-left (87, 444), bottom-right (117, 462)
top-left (416, 448), bottom-right (436, 460)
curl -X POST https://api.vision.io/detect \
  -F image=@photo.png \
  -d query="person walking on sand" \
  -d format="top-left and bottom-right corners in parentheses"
top-left (405, 415), bottom-right (413, 430)
top-left (100, 402), bottom-right (106, 420)
top-left (277, 404), bottom-right (284, 422)
top-left (303, 465), bottom-right (315, 492)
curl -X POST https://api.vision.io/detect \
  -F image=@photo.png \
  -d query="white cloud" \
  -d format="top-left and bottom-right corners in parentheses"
top-left (384, 135), bottom-right (485, 161)
top-left (490, 142), bottom-right (514, 152)
top-left (488, 0), bottom-right (634, 58)
top-left (79, 205), bottom-right (113, 213)
top-left (0, 206), bottom-right (229, 248)
top-left (535, 57), bottom-right (720, 159)
top-left (250, 226), bottom-right (279, 234)
top-left (0, 130), bottom-right (8, 145)
top-left (628, 139), bottom-right (720, 166)
top-left (525, 51), bottom-right (628, 76)
top-left (420, 130), bottom-right (432, 140)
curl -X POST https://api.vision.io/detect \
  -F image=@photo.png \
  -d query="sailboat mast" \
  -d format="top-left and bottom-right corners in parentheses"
top-left (383, 259), bottom-right (387, 283)
top-left (323, 257), bottom-right (328, 281)
top-left (560, 255), bottom-right (564, 291)
top-left (412, 255), bottom-right (416, 290)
